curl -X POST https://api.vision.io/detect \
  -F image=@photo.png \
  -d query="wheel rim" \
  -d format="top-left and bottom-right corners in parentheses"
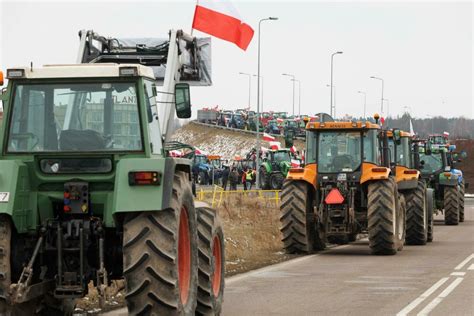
top-left (212, 235), bottom-right (222, 297)
top-left (178, 206), bottom-right (191, 305)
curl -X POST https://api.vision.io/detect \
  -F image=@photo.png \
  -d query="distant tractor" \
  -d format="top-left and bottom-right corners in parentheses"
top-left (259, 149), bottom-right (292, 190)
top-left (265, 120), bottom-right (281, 135)
top-left (387, 130), bottom-right (433, 244)
top-left (280, 117), bottom-right (406, 255)
top-left (193, 154), bottom-right (212, 185)
top-left (417, 143), bottom-right (464, 225)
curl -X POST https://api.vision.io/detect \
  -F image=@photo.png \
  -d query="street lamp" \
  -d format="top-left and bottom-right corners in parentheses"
top-left (256, 16), bottom-right (278, 189)
top-left (282, 73), bottom-right (296, 117)
top-left (239, 72), bottom-right (251, 109)
top-left (253, 74), bottom-right (264, 113)
top-left (326, 84), bottom-right (337, 117)
top-left (383, 98), bottom-right (389, 118)
top-left (292, 79), bottom-right (301, 117)
top-left (330, 51), bottom-right (343, 117)
top-left (370, 76), bottom-right (384, 114)
top-left (357, 91), bottom-right (367, 118)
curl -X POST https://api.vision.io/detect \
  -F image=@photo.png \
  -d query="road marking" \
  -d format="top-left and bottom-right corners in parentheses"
top-left (450, 272), bottom-right (466, 276)
top-left (454, 253), bottom-right (474, 270)
top-left (396, 277), bottom-right (449, 316)
top-left (416, 277), bottom-right (464, 316)
top-left (468, 264), bottom-right (474, 271)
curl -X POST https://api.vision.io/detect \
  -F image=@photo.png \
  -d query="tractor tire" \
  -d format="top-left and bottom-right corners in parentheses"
top-left (259, 167), bottom-right (270, 190)
top-left (280, 180), bottom-right (325, 254)
top-left (196, 207), bottom-right (225, 316)
top-left (367, 178), bottom-right (405, 255)
top-left (405, 181), bottom-right (428, 245)
top-left (459, 179), bottom-right (465, 222)
top-left (444, 186), bottom-right (460, 225)
top-left (123, 172), bottom-right (198, 316)
top-left (270, 173), bottom-right (284, 190)
top-left (427, 189), bottom-right (434, 242)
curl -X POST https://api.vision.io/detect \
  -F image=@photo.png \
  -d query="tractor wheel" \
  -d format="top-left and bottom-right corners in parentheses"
top-left (427, 189), bottom-right (434, 242)
top-left (405, 180), bottom-right (428, 245)
top-left (270, 173), bottom-right (284, 190)
top-left (444, 186), bottom-right (460, 225)
top-left (459, 179), bottom-right (465, 222)
top-left (259, 167), bottom-right (270, 189)
top-left (367, 178), bottom-right (404, 255)
top-left (123, 172), bottom-right (198, 315)
top-left (196, 207), bottom-right (225, 316)
top-left (280, 180), bottom-right (325, 254)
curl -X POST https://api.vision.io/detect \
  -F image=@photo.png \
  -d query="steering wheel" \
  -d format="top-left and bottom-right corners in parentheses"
top-left (332, 155), bottom-right (354, 170)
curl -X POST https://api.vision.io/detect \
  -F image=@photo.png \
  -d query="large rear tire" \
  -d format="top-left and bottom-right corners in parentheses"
top-left (459, 179), bottom-right (465, 222)
top-left (444, 186), bottom-right (460, 225)
top-left (196, 207), bottom-right (225, 316)
top-left (427, 189), bottom-right (434, 242)
top-left (123, 172), bottom-right (198, 315)
top-left (280, 181), bottom-right (325, 254)
top-left (368, 178), bottom-right (404, 255)
top-left (270, 173), bottom-right (284, 190)
top-left (259, 167), bottom-right (270, 190)
top-left (405, 181), bottom-right (428, 245)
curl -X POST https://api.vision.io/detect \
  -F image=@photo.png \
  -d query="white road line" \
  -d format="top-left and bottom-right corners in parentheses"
top-left (396, 277), bottom-right (449, 316)
top-left (417, 277), bottom-right (464, 316)
top-left (450, 272), bottom-right (466, 276)
top-left (454, 253), bottom-right (474, 270)
top-left (468, 264), bottom-right (474, 271)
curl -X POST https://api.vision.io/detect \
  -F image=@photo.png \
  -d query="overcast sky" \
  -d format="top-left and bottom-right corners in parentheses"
top-left (1, 0), bottom-right (472, 119)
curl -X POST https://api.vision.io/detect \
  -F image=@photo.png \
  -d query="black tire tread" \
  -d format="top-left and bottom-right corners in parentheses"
top-left (444, 186), bottom-right (460, 225)
top-left (405, 181), bottom-right (428, 245)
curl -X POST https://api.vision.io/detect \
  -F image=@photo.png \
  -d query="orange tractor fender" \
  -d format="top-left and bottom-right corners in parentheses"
top-left (287, 163), bottom-right (318, 189)
top-left (360, 162), bottom-right (391, 184)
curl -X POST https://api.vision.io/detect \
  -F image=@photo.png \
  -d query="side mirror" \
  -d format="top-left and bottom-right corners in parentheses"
top-left (175, 83), bottom-right (191, 119)
top-left (392, 129), bottom-right (402, 144)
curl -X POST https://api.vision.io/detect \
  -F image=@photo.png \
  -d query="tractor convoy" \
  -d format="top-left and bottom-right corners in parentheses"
top-left (0, 29), bottom-right (225, 315)
top-left (0, 26), bottom-right (469, 316)
top-left (280, 115), bottom-right (468, 255)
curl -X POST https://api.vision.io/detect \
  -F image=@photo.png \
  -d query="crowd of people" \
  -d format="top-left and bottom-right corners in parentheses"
top-left (219, 166), bottom-right (257, 191)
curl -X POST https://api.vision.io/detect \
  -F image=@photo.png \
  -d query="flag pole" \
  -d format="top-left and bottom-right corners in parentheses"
top-left (191, 0), bottom-right (199, 36)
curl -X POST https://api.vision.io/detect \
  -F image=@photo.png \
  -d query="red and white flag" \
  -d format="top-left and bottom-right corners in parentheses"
top-left (269, 141), bottom-right (281, 150)
top-left (263, 133), bottom-right (275, 142)
top-left (192, 0), bottom-right (254, 51)
top-left (290, 145), bottom-right (297, 153)
top-left (291, 159), bottom-right (301, 168)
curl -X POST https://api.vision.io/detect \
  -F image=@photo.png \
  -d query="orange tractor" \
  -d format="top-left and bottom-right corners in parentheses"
top-left (280, 118), bottom-right (406, 255)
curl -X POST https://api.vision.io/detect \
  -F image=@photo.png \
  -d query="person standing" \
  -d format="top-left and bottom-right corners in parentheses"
top-left (242, 168), bottom-right (247, 191)
top-left (245, 169), bottom-right (253, 190)
top-left (229, 168), bottom-right (239, 191)
top-left (222, 165), bottom-right (230, 190)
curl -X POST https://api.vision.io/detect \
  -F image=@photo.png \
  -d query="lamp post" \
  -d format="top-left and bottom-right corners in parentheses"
top-left (383, 98), bottom-right (389, 118)
top-left (292, 79), bottom-right (301, 117)
top-left (239, 72), bottom-right (251, 109)
top-left (326, 84), bottom-right (337, 117)
top-left (256, 16), bottom-right (278, 189)
top-left (253, 74), bottom-right (264, 113)
top-left (357, 91), bottom-right (367, 118)
top-left (282, 73), bottom-right (296, 117)
top-left (330, 51), bottom-right (343, 117)
top-left (370, 76), bottom-right (384, 114)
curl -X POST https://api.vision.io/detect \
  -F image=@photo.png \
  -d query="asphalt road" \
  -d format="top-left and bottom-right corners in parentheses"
top-left (102, 199), bottom-right (474, 316)
top-left (223, 199), bottom-right (474, 316)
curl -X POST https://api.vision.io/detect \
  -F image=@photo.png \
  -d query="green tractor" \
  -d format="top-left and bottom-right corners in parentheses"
top-left (259, 149), bottom-right (292, 190)
top-left (417, 143), bottom-right (464, 225)
top-left (0, 29), bottom-right (225, 315)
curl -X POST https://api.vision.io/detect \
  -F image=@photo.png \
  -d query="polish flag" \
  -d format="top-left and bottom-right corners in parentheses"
top-left (290, 146), bottom-right (297, 153)
top-left (443, 131), bottom-right (450, 137)
top-left (269, 141), bottom-right (281, 150)
top-left (263, 133), bottom-right (275, 142)
top-left (276, 118), bottom-right (284, 123)
top-left (192, 0), bottom-right (254, 51)
top-left (291, 159), bottom-right (301, 168)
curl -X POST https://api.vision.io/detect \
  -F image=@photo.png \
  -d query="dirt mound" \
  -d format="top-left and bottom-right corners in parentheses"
top-left (171, 122), bottom-right (304, 159)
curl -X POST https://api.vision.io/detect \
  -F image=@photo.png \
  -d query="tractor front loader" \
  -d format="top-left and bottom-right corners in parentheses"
top-left (0, 29), bottom-right (225, 315)
top-left (280, 116), bottom-right (406, 256)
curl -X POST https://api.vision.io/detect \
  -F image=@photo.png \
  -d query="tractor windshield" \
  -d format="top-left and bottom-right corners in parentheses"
top-left (388, 137), bottom-right (411, 168)
top-left (420, 152), bottom-right (443, 174)
top-left (7, 81), bottom-right (142, 153)
top-left (318, 131), bottom-right (362, 173)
